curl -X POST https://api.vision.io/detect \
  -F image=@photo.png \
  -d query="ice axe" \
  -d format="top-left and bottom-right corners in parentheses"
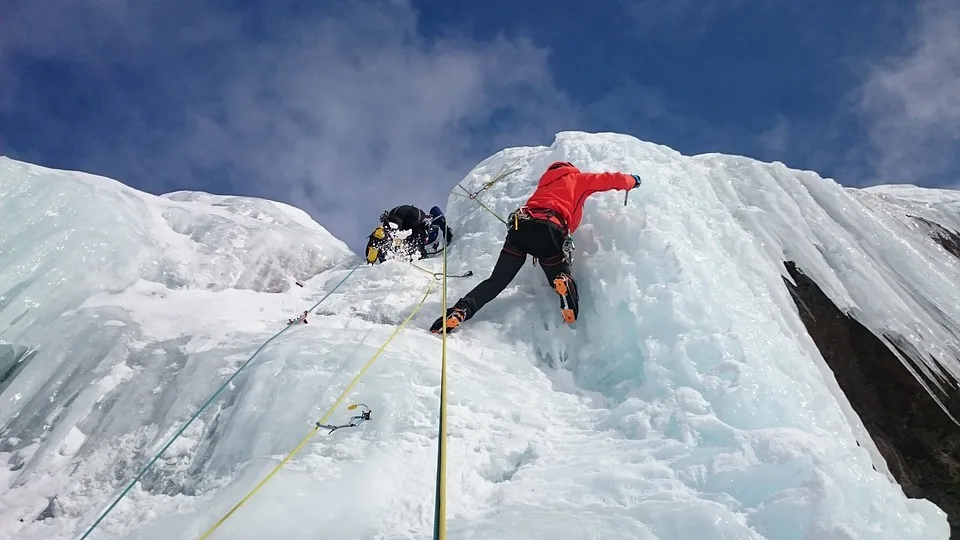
top-left (625, 174), bottom-right (642, 205)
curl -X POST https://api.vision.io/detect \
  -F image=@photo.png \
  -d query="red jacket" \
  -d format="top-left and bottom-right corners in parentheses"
top-left (523, 162), bottom-right (636, 234)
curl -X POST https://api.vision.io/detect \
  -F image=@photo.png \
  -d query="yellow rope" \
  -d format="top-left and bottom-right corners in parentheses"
top-left (200, 159), bottom-right (513, 538)
top-left (432, 226), bottom-right (450, 540)
top-left (429, 160), bottom-right (521, 538)
top-left (197, 280), bottom-right (435, 539)
top-left (428, 157), bottom-right (521, 537)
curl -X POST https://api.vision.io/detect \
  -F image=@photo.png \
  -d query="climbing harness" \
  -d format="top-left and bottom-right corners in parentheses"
top-left (508, 206), bottom-right (569, 237)
top-left (316, 403), bottom-right (371, 434)
top-left (507, 206), bottom-right (576, 266)
top-left (198, 279), bottom-right (435, 539)
top-left (77, 260), bottom-right (364, 540)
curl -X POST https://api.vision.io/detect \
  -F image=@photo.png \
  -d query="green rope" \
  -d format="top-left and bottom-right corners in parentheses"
top-left (452, 158), bottom-right (520, 225)
top-left (456, 184), bottom-right (507, 225)
top-left (464, 160), bottom-right (521, 199)
top-left (77, 260), bottom-right (364, 539)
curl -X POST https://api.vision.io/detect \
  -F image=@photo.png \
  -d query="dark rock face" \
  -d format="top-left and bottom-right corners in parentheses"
top-left (0, 344), bottom-right (37, 396)
top-left (782, 260), bottom-right (960, 537)
top-left (909, 215), bottom-right (960, 261)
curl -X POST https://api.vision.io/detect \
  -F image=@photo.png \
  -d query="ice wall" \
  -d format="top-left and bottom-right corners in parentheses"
top-left (1, 131), bottom-right (956, 540)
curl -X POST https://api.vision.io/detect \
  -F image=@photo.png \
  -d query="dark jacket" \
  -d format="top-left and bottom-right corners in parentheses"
top-left (382, 205), bottom-right (429, 231)
top-left (365, 205), bottom-right (453, 264)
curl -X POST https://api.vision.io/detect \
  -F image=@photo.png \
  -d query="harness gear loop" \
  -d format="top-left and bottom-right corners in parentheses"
top-left (508, 206), bottom-right (569, 237)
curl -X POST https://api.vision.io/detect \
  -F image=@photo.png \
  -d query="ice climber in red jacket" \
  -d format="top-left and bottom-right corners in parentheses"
top-left (430, 161), bottom-right (642, 334)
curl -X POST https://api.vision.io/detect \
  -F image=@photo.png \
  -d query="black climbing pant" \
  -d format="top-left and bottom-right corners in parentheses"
top-left (455, 219), bottom-right (574, 318)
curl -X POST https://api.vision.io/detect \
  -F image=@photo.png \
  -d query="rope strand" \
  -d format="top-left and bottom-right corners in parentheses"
top-left (77, 260), bottom-right (363, 540)
top-left (198, 278), bottom-right (436, 539)
top-left (432, 229), bottom-right (451, 540)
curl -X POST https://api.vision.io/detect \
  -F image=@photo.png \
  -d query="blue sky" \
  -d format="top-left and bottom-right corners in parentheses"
top-left (2, 0), bottom-right (958, 252)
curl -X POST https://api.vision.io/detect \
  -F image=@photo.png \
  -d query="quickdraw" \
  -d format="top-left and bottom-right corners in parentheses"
top-left (562, 236), bottom-right (576, 263)
top-left (409, 262), bottom-right (473, 281)
top-left (316, 403), bottom-right (372, 434)
top-left (430, 270), bottom-right (473, 280)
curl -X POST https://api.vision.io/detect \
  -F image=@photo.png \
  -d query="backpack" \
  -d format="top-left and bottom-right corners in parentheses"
top-left (423, 206), bottom-right (453, 256)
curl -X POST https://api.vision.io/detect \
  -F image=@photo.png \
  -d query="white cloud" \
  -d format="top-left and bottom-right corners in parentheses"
top-left (209, 2), bottom-right (575, 250)
top-left (1, 0), bottom-right (576, 252)
top-left (857, 0), bottom-right (960, 186)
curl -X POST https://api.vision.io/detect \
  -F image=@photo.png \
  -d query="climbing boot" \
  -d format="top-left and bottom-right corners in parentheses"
top-left (431, 306), bottom-right (468, 334)
top-left (552, 273), bottom-right (579, 324)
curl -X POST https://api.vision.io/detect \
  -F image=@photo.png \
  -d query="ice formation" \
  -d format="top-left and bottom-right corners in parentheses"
top-left (1, 131), bottom-right (957, 539)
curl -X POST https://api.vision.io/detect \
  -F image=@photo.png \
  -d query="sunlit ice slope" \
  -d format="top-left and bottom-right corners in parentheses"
top-left (435, 131), bottom-right (959, 538)
top-left (1, 124), bottom-right (957, 540)
top-left (0, 156), bottom-right (355, 536)
top-left (857, 184), bottom-right (960, 259)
